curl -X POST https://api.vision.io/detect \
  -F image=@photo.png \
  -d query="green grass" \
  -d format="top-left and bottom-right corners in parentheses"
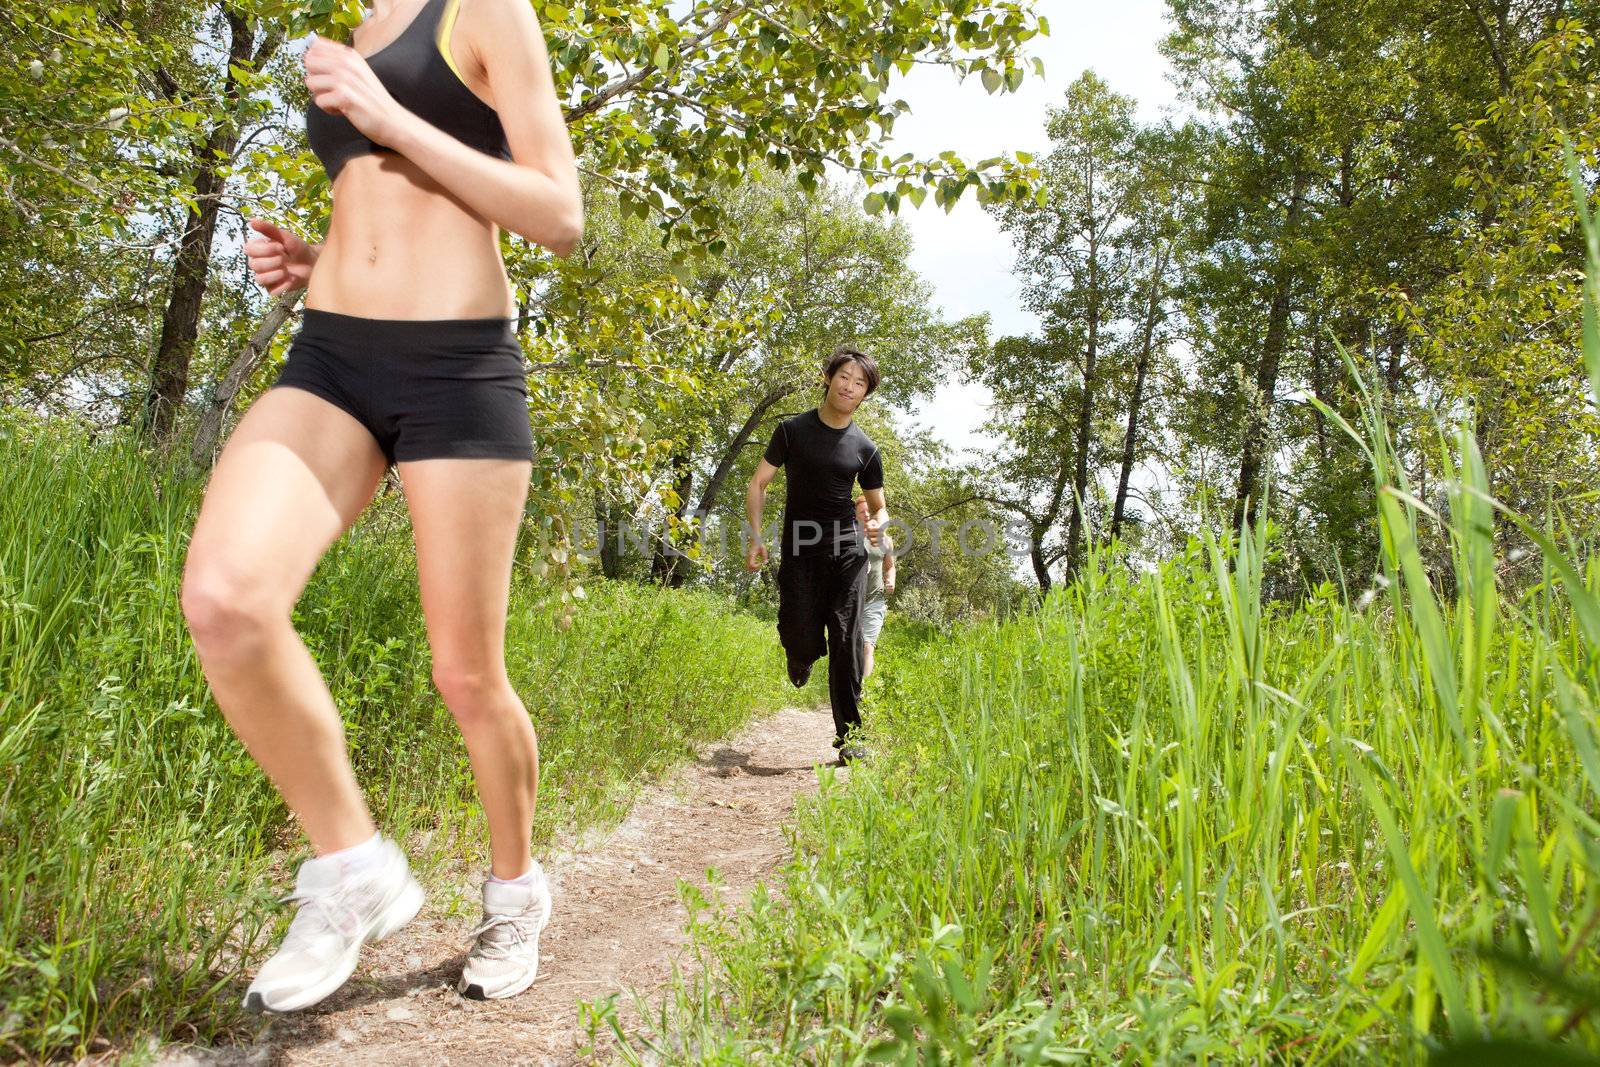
top-left (621, 420), bottom-right (1600, 1065)
top-left (0, 418), bottom-right (798, 1061)
top-left (611, 184), bottom-right (1600, 1065)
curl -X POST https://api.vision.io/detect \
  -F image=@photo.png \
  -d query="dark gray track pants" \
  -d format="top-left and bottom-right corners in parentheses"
top-left (777, 547), bottom-right (868, 742)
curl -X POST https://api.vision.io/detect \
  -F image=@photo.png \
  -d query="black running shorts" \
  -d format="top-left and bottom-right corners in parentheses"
top-left (272, 308), bottom-right (535, 465)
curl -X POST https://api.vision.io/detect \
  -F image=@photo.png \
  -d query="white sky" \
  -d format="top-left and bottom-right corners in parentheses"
top-left (882, 0), bottom-right (1181, 460)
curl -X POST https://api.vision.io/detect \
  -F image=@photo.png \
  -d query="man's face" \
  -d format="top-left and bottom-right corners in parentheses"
top-left (826, 361), bottom-right (870, 414)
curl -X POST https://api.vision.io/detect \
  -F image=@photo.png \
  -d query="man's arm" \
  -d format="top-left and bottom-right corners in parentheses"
top-left (745, 458), bottom-right (779, 569)
top-left (862, 486), bottom-right (887, 545)
top-left (883, 535), bottom-right (897, 592)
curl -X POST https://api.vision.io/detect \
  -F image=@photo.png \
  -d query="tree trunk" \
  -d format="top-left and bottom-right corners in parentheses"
top-left (1232, 170), bottom-right (1307, 532)
top-left (1063, 236), bottom-right (1100, 581)
top-left (189, 291), bottom-right (302, 466)
top-left (594, 492), bottom-right (624, 579)
top-left (1112, 242), bottom-right (1169, 543)
top-left (678, 382), bottom-right (796, 575)
top-left (141, 9), bottom-right (277, 444)
top-left (1231, 274), bottom-right (1291, 532)
top-left (1030, 526), bottom-right (1053, 594)
top-left (1308, 323), bottom-right (1329, 465)
top-left (1384, 319), bottom-right (1406, 393)
top-left (651, 443), bottom-right (696, 586)
top-left (692, 384), bottom-right (795, 520)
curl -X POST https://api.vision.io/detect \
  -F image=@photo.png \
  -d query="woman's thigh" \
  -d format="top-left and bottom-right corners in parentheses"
top-left (185, 387), bottom-right (388, 614)
top-left (398, 458), bottom-right (531, 671)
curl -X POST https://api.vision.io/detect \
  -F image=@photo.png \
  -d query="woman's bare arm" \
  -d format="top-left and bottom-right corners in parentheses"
top-left (304, 0), bottom-right (583, 252)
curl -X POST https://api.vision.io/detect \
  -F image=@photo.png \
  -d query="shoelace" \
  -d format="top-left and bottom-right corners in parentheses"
top-left (277, 887), bottom-right (361, 951)
top-left (465, 909), bottom-right (543, 962)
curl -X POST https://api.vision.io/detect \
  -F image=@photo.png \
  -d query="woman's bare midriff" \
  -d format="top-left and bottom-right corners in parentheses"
top-left (304, 153), bottom-right (517, 320)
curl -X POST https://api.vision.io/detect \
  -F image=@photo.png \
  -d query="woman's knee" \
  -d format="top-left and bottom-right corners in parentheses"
top-left (180, 560), bottom-right (283, 661)
top-left (431, 661), bottom-right (516, 722)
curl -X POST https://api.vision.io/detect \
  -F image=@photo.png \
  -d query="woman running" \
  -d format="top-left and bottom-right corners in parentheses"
top-left (181, 0), bottom-right (581, 1012)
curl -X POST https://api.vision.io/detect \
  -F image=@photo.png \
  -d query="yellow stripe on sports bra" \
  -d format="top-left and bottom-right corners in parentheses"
top-left (436, 0), bottom-right (466, 83)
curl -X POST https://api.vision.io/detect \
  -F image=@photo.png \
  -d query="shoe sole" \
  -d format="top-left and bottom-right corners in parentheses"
top-left (244, 877), bottom-right (425, 1014)
top-left (457, 898), bottom-right (551, 1001)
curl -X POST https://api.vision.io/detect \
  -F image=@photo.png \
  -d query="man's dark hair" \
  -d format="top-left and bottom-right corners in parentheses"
top-left (823, 345), bottom-right (880, 397)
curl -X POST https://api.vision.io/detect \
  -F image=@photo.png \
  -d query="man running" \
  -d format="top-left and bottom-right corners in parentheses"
top-left (745, 346), bottom-right (886, 763)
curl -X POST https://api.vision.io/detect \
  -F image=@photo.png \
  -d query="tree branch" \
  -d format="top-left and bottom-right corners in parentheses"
top-left (0, 133), bottom-right (107, 198)
top-left (563, 3), bottom-right (748, 123)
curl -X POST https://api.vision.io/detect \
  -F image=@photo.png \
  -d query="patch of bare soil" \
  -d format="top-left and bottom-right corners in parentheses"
top-left (154, 704), bottom-right (836, 1067)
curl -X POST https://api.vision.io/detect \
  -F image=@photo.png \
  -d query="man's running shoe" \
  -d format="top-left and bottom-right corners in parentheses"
top-left (787, 658), bottom-right (813, 688)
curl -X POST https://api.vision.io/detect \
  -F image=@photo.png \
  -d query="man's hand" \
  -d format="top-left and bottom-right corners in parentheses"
top-left (855, 496), bottom-right (882, 545)
top-left (745, 541), bottom-right (769, 571)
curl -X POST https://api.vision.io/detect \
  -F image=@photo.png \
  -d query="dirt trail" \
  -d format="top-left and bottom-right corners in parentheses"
top-left (159, 705), bottom-right (836, 1067)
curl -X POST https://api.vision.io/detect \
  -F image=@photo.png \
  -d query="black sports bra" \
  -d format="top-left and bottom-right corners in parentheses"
top-left (306, 0), bottom-right (513, 181)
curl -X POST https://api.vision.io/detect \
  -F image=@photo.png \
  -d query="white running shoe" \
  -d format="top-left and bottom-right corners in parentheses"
top-left (457, 864), bottom-right (552, 1000)
top-left (243, 836), bottom-right (425, 1013)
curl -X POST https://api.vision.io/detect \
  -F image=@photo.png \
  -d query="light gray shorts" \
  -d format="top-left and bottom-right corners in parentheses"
top-left (861, 595), bottom-right (887, 645)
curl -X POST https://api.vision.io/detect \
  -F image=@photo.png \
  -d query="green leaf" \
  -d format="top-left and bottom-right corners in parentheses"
top-left (981, 68), bottom-right (1002, 94)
